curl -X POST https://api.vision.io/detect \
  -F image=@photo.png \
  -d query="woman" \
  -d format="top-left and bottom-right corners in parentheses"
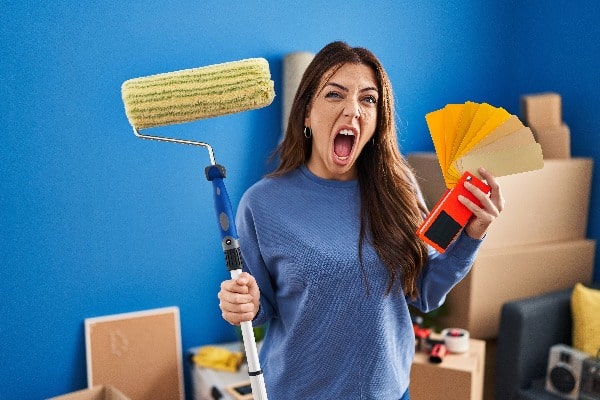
top-left (218, 41), bottom-right (504, 399)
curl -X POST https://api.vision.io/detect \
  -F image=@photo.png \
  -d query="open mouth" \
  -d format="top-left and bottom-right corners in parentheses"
top-left (333, 129), bottom-right (356, 160)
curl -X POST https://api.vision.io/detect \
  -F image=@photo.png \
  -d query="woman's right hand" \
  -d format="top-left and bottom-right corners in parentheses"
top-left (217, 271), bottom-right (261, 325)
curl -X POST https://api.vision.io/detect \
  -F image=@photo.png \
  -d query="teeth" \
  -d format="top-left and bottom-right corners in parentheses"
top-left (339, 129), bottom-right (355, 136)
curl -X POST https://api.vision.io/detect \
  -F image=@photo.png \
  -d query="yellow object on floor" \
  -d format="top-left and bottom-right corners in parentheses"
top-left (192, 345), bottom-right (244, 372)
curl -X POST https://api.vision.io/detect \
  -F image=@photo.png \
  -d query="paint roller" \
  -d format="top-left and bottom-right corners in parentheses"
top-left (121, 57), bottom-right (275, 400)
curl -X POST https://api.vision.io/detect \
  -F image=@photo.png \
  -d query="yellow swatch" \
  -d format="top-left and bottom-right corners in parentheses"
top-left (424, 101), bottom-right (544, 188)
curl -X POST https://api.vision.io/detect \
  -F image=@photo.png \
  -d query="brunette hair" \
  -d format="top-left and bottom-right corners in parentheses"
top-left (270, 41), bottom-right (429, 298)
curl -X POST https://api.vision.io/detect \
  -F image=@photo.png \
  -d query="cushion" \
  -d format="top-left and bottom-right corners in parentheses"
top-left (571, 282), bottom-right (600, 357)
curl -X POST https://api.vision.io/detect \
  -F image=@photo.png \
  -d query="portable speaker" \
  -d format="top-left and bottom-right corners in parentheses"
top-left (545, 344), bottom-right (589, 399)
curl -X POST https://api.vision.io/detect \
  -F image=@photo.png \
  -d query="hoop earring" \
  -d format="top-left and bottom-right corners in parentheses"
top-left (303, 126), bottom-right (312, 139)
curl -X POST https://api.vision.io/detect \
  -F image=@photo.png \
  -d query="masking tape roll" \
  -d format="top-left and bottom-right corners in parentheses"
top-left (441, 328), bottom-right (470, 353)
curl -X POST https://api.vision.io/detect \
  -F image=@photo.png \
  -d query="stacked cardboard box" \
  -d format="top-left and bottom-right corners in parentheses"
top-left (409, 152), bottom-right (595, 399)
top-left (409, 104), bottom-right (594, 398)
top-left (408, 152), bottom-right (595, 339)
top-left (521, 92), bottom-right (570, 159)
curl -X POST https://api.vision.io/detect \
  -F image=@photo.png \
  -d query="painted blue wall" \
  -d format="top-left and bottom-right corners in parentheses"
top-left (506, 1), bottom-right (600, 283)
top-left (1, 1), bottom-right (598, 399)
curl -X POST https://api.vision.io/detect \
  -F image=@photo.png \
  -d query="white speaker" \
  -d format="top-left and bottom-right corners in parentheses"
top-left (545, 344), bottom-right (589, 399)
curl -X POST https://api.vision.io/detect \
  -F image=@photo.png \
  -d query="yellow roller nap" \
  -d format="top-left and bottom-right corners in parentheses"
top-left (121, 58), bottom-right (275, 130)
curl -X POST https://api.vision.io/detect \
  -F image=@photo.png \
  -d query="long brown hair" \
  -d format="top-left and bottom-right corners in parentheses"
top-left (270, 41), bottom-right (429, 298)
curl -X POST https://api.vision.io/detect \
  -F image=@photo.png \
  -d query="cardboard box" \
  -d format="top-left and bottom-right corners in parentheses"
top-left (532, 123), bottom-right (571, 159)
top-left (483, 339), bottom-right (496, 400)
top-left (410, 339), bottom-right (485, 400)
top-left (407, 153), bottom-right (593, 250)
top-left (438, 239), bottom-right (596, 339)
top-left (408, 152), bottom-right (446, 210)
top-left (47, 385), bottom-right (130, 400)
top-left (520, 92), bottom-right (562, 128)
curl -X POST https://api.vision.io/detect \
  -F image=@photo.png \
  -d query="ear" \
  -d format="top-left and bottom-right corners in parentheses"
top-left (304, 106), bottom-right (311, 127)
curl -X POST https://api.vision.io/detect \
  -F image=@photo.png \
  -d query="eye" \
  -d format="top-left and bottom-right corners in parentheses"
top-left (362, 95), bottom-right (378, 105)
top-left (325, 91), bottom-right (343, 99)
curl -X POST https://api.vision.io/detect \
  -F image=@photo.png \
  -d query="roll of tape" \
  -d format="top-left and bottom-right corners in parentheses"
top-left (441, 328), bottom-right (470, 353)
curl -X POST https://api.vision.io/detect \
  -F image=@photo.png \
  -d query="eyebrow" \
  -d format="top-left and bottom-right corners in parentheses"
top-left (326, 81), bottom-right (379, 94)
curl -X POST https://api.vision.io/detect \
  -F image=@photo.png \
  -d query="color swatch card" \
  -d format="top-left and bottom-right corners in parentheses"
top-left (425, 101), bottom-right (544, 188)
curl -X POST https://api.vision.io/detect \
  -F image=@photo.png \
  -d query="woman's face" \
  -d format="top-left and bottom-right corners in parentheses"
top-left (304, 63), bottom-right (379, 181)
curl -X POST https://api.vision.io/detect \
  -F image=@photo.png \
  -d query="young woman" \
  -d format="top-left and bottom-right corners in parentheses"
top-left (218, 41), bottom-right (504, 399)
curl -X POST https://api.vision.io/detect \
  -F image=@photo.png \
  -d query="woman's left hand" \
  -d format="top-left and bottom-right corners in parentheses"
top-left (459, 167), bottom-right (505, 240)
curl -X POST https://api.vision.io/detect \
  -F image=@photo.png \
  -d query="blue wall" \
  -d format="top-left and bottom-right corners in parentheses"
top-left (1, 1), bottom-right (598, 399)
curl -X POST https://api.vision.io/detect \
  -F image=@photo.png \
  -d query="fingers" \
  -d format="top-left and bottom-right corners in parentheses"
top-left (459, 168), bottom-right (505, 239)
top-left (217, 272), bottom-right (260, 325)
top-left (477, 167), bottom-right (505, 213)
top-left (460, 168), bottom-right (503, 214)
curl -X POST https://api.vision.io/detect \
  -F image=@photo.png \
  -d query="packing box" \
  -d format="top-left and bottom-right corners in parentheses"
top-left (520, 92), bottom-right (562, 128)
top-left (407, 153), bottom-right (593, 250)
top-left (407, 152), bottom-right (447, 211)
top-left (47, 385), bottom-right (130, 400)
top-left (438, 239), bottom-right (596, 339)
top-left (531, 123), bottom-right (571, 159)
top-left (410, 339), bottom-right (485, 400)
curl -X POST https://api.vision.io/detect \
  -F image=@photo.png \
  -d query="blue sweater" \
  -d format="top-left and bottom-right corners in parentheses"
top-left (236, 165), bottom-right (481, 399)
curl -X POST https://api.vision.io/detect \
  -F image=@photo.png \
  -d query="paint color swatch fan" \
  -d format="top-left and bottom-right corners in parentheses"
top-left (417, 101), bottom-right (544, 253)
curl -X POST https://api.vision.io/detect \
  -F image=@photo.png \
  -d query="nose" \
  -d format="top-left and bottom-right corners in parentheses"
top-left (343, 99), bottom-right (361, 119)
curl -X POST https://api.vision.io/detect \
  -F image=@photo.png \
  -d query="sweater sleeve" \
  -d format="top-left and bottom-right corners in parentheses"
top-left (236, 191), bottom-right (277, 327)
top-left (408, 230), bottom-right (483, 313)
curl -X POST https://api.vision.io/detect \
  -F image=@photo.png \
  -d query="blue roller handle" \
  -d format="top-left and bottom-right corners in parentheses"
top-left (205, 164), bottom-right (243, 271)
top-left (205, 163), bottom-right (269, 400)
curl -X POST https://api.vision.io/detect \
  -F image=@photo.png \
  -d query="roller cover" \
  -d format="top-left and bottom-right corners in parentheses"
top-left (122, 58), bottom-right (275, 129)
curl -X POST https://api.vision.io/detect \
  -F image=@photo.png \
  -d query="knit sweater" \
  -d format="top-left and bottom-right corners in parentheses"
top-left (236, 165), bottom-right (482, 399)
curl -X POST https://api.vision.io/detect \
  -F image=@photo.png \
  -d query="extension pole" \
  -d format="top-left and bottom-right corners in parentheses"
top-left (206, 164), bottom-right (268, 400)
